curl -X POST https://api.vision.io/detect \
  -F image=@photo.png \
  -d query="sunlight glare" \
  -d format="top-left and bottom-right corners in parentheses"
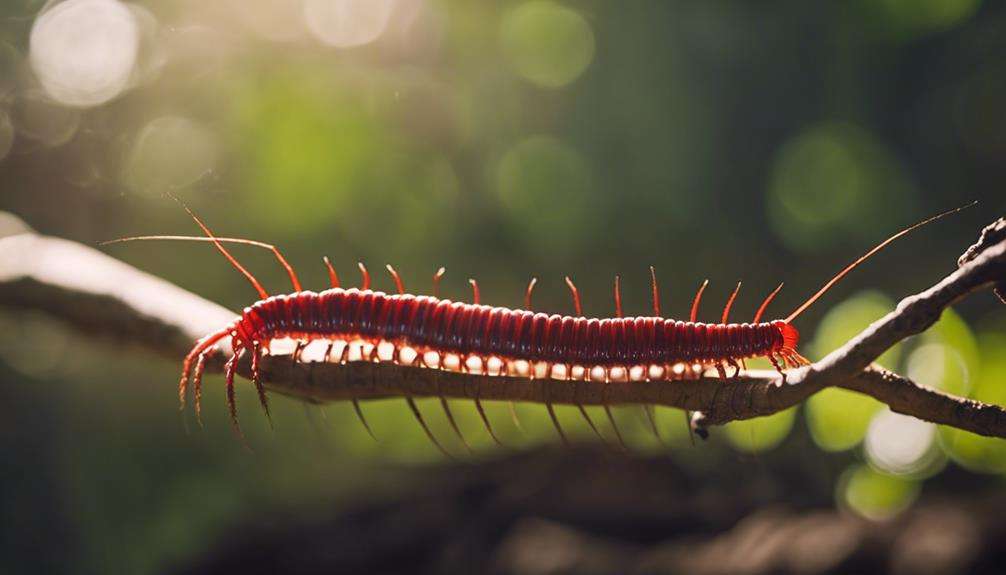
top-left (29, 0), bottom-right (139, 107)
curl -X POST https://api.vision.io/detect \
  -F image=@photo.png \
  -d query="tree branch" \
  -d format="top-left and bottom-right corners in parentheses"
top-left (1, 217), bottom-right (1004, 437)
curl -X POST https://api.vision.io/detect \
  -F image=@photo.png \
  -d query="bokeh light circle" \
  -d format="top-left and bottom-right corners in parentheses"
top-left (500, 1), bottom-right (595, 89)
top-left (303, 0), bottom-right (397, 48)
top-left (13, 93), bottom-right (81, 147)
top-left (29, 0), bottom-right (139, 108)
top-left (495, 135), bottom-right (594, 257)
top-left (124, 116), bottom-right (218, 195)
top-left (839, 464), bottom-right (920, 521)
top-left (865, 409), bottom-right (940, 477)
top-left (767, 122), bottom-right (916, 252)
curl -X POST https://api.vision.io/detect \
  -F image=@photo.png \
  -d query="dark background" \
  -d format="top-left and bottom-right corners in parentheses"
top-left (1, 0), bottom-right (1005, 573)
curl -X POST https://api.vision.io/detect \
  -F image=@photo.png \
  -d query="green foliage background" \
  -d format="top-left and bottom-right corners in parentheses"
top-left (1, 0), bottom-right (1005, 572)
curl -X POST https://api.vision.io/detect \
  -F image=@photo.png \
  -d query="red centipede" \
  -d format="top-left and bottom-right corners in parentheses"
top-left (105, 202), bottom-right (970, 451)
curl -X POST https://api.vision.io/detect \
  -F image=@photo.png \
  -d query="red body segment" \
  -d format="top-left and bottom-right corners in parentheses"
top-left (230, 288), bottom-right (794, 369)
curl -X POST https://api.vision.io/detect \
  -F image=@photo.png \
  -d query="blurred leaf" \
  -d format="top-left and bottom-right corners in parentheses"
top-left (724, 407), bottom-right (797, 453)
top-left (914, 307), bottom-right (979, 397)
top-left (809, 290), bottom-right (901, 367)
top-left (940, 332), bottom-right (1006, 474)
top-left (839, 463), bottom-right (920, 521)
top-left (807, 388), bottom-right (883, 452)
top-left (804, 291), bottom-right (899, 451)
top-left (495, 135), bottom-right (596, 258)
top-left (500, 1), bottom-right (595, 89)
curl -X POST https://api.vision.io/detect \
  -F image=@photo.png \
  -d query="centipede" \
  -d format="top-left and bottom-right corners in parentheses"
top-left (105, 202), bottom-right (970, 452)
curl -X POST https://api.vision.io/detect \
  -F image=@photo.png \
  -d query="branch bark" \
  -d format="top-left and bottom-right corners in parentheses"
top-left (1, 218), bottom-right (1005, 437)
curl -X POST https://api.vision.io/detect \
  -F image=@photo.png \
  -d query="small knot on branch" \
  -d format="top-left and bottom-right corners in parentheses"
top-left (959, 217), bottom-right (1006, 304)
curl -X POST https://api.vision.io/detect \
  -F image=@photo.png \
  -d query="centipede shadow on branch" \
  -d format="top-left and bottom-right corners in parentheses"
top-left (72, 199), bottom-right (1006, 455)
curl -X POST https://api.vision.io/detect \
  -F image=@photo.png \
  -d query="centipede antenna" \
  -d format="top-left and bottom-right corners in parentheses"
top-left (433, 267), bottom-right (446, 298)
top-left (721, 281), bottom-right (742, 324)
top-left (546, 403), bottom-right (570, 447)
top-left (357, 262), bottom-right (371, 290)
top-left (404, 397), bottom-right (453, 459)
top-left (577, 405), bottom-right (606, 445)
top-left (564, 276), bottom-right (583, 315)
top-left (650, 266), bottom-right (661, 316)
top-left (614, 275), bottom-right (623, 318)
top-left (352, 399), bottom-right (378, 442)
top-left (322, 256), bottom-right (340, 288)
top-left (250, 343), bottom-right (273, 430)
top-left (643, 405), bottom-right (665, 447)
top-left (784, 202), bottom-right (976, 324)
top-left (474, 398), bottom-right (503, 446)
top-left (386, 264), bottom-right (405, 295)
top-left (105, 235), bottom-right (275, 299)
top-left (689, 279), bottom-right (709, 323)
top-left (440, 398), bottom-right (472, 454)
top-left (469, 278), bottom-right (481, 305)
top-left (753, 283), bottom-right (784, 324)
top-left (524, 277), bottom-right (538, 309)
top-left (170, 194), bottom-right (303, 294)
top-left (603, 405), bottom-right (628, 451)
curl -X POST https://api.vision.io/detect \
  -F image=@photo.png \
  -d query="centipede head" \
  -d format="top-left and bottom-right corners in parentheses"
top-left (772, 319), bottom-right (800, 354)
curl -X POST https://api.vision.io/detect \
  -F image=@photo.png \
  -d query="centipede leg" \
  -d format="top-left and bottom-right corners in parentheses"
top-left (508, 278), bottom-right (539, 433)
top-left (223, 348), bottom-right (250, 450)
top-left (603, 405), bottom-right (628, 451)
top-left (508, 401), bottom-right (524, 432)
top-left (524, 277), bottom-right (537, 309)
top-left (474, 397), bottom-right (502, 446)
top-left (328, 341), bottom-right (376, 441)
top-left (715, 363), bottom-right (728, 380)
top-left (250, 342), bottom-right (273, 429)
top-left (726, 358), bottom-right (742, 378)
top-left (358, 262), bottom-right (371, 290)
top-left (613, 275), bottom-right (623, 318)
top-left (546, 403), bottom-right (570, 447)
top-left (564, 277), bottom-right (582, 315)
top-left (649, 266), bottom-right (661, 316)
top-left (191, 351), bottom-right (209, 428)
top-left (405, 396), bottom-right (452, 459)
top-left (577, 405), bottom-right (607, 446)
top-left (440, 397), bottom-right (472, 454)
top-left (178, 328), bottom-right (230, 413)
top-left (433, 267), bottom-right (445, 298)
top-left (562, 278), bottom-right (599, 443)
top-left (642, 405), bottom-right (665, 447)
top-left (753, 283), bottom-right (784, 323)
top-left (769, 354), bottom-right (787, 383)
top-left (721, 281), bottom-right (742, 324)
top-left (352, 399), bottom-right (378, 442)
top-left (788, 351), bottom-right (812, 367)
top-left (690, 279), bottom-right (709, 322)
top-left (469, 278), bottom-right (481, 305)
top-left (386, 264), bottom-right (405, 295)
top-left (322, 256), bottom-right (340, 288)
